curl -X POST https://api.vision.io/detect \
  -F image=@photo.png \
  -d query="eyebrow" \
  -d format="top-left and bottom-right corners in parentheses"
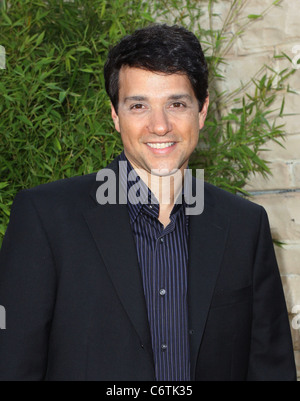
top-left (124, 96), bottom-right (148, 103)
top-left (123, 94), bottom-right (194, 103)
top-left (168, 94), bottom-right (193, 102)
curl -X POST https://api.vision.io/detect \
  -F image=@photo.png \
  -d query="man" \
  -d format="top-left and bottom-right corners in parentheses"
top-left (0, 24), bottom-right (296, 381)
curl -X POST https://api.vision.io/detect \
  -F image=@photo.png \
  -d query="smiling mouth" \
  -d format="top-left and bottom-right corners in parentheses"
top-left (146, 142), bottom-right (175, 149)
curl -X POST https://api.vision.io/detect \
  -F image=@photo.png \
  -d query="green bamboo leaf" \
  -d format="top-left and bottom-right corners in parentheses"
top-left (36, 31), bottom-right (45, 46)
top-left (3, 94), bottom-right (14, 102)
top-left (2, 11), bottom-right (12, 25)
top-left (53, 137), bottom-right (62, 152)
top-left (222, 114), bottom-right (239, 122)
top-left (59, 91), bottom-right (67, 103)
top-left (16, 115), bottom-right (33, 127)
top-left (79, 68), bottom-right (94, 73)
top-left (46, 83), bottom-right (63, 90)
top-left (247, 14), bottom-right (262, 20)
top-left (0, 182), bottom-right (9, 190)
top-left (100, 1), bottom-right (106, 18)
top-left (279, 98), bottom-right (285, 117)
top-left (76, 46), bottom-right (92, 54)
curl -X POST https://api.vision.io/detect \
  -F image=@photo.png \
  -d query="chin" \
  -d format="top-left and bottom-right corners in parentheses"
top-left (149, 165), bottom-right (181, 177)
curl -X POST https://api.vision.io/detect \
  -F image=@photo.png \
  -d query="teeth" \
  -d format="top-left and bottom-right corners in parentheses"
top-left (147, 142), bottom-right (175, 149)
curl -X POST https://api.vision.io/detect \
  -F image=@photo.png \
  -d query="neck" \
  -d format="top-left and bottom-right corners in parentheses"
top-left (128, 163), bottom-right (185, 209)
top-left (126, 158), bottom-right (187, 228)
top-left (147, 173), bottom-right (183, 207)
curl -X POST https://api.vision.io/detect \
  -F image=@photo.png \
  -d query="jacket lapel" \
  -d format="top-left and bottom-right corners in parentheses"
top-left (188, 184), bottom-right (230, 380)
top-left (83, 159), bottom-right (153, 360)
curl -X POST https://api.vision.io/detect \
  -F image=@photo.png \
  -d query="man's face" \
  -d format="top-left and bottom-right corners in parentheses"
top-left (111, 66), bottom-right (209, 176)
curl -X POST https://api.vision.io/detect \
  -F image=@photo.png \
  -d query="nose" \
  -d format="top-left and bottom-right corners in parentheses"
top-left (147, 108), bottom-right (172, 136)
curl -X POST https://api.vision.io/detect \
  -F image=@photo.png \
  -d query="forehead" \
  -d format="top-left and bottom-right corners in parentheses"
top-left (118, 66), bottom-right (195, 99)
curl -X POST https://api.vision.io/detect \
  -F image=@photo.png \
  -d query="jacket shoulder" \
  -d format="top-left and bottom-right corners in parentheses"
top-left (20, 157), bottom-right (120, 202)
top-left (16, 173), bottom-right (97, 205)
top-left (204, 181), bottom-right (263, 218)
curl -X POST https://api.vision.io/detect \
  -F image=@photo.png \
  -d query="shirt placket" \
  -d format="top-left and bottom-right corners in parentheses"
top-left (153, 218), bottom-right (176, 381)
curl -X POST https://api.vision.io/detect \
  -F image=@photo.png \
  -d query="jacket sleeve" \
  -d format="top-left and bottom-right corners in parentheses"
top-left (247, 207), bottom-right (297, 381)
top-left (0, 190), bottom-right (56, 380)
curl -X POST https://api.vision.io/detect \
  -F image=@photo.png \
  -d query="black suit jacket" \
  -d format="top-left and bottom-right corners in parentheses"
top-left (0, 156), bottom-right (296, 381)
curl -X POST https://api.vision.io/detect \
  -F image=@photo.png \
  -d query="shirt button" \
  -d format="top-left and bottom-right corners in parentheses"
top-left (159, 289), bottom-right (166, 296)
top-left (160, 238), bottom-right (164, 243)
top-left (161, 344), bottom-right (168, 352)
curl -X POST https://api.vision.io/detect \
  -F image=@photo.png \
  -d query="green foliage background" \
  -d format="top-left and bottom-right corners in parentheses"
top-left (0, 0), bottom-right (295, 245)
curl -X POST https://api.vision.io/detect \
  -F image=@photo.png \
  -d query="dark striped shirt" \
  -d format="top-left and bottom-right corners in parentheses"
top-left (119, 152), bottom-right (190, 381)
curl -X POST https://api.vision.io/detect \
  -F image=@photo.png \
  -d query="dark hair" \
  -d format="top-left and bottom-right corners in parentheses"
top-left (104, 24), bottom-right (208, 113)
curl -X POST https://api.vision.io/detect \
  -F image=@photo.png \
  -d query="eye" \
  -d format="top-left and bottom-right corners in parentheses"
top-left (130, 104), bottom-right (145, 110)
top-left (170, 102), bottom-right (186, 108)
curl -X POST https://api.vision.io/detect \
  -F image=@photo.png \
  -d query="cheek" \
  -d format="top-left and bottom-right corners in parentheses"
top-left (177, 110), bottom-right (200, 129)
top-left (187, 134), bottom-right (199, 154)
top-left (184, 120), bottom-right (200, 150)
top-left (183, 118), bottom-right (200, 141)
top-left (119, 125), bottom-right (142, 151)
top-left (119, 118), bottom-right (145, 142)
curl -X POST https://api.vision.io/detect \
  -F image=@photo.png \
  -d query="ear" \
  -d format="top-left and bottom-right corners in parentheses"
top-left (111, 103), bottom-right (120, 133)
top-left (198, 96), bottom-right (209, 130)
